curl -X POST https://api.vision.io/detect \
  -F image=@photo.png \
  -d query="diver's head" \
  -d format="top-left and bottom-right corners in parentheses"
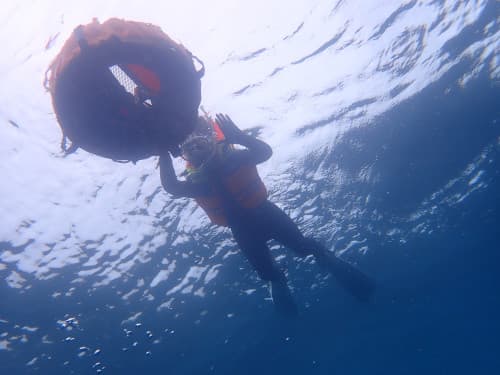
top-left (181, 134), bottom-right (216, 167)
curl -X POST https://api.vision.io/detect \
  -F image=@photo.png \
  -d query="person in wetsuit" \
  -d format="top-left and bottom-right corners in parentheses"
top-left (159, 114), bottom-right (374, 314)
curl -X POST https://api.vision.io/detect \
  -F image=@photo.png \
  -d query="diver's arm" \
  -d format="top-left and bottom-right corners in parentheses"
top-left (233, 133), bottom-right (273, 164)
top-left (215, 114), bottom-right (272, 164)
top-left (159, 151), bottom-right (207, 198)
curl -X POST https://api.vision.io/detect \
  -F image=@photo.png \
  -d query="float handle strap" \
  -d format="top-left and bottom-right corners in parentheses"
top-left (192, 55), bottom-right (205, 78)
top-left (61, 134), bottom-right (79, 156)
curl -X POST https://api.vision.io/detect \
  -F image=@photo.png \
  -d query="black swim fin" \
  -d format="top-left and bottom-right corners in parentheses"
top-left (320, 252), bottom-right (376, 301)
top-left (269, 279), bottom-right (299, 316)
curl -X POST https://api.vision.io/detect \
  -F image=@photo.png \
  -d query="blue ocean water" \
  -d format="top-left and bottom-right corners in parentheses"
top-left (1, 1), bottom-right (499, 374)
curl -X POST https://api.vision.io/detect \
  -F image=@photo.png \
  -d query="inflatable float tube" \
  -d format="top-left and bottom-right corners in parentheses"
top-left (45, 18), bottom-right (204, 162)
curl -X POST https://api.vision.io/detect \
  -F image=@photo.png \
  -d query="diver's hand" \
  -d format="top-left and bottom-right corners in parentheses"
top-left (216, 113), bottom-right (272, 163)
top-left (215, 114), bottom-right (246, 143)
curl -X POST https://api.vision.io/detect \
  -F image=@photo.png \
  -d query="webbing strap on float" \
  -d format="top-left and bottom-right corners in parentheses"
top-left (74, 25), bottom-right (89, 51)
top-left (192, 55), bottom-right (205, 78)
top-left (58, 25), bottom-right (87, 157)
top-left (60, 133), bottom-right (78, 156)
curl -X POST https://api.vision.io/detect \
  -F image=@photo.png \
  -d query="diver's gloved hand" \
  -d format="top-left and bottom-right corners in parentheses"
top-left (215, 114), bottom-right (246, 143)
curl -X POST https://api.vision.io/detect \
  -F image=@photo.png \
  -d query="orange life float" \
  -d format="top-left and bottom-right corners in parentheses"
top-left (45, 18), bottom-right (204, 161)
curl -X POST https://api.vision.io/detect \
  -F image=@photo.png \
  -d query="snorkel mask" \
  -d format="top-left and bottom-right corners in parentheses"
top-left (181, 134), bottom-right (216, 167)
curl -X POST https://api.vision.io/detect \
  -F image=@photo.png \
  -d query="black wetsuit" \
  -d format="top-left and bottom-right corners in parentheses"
top-left (160, 146), bottom-right (320, 282)
top-left (227, 199), bottom-right (319, 281)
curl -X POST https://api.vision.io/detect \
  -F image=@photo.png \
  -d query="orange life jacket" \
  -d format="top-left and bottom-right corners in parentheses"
top-left (186, 146), bottom-right (267, 226)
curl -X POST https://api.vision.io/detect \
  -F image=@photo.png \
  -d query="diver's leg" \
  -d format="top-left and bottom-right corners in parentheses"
top-left (231, 227), bottom-right (298, 316)
top-left (263, 201), bottom-right (376, 301)
top-left (260, 201), bottom-right (318, 256)
top-left (307, 240), bottom-right (376, 301)
top-left (231, 228), bottom-right (282, 281)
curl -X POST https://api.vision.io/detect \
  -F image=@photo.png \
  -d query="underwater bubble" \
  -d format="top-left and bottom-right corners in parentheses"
top-left (123, 329), bottom-right (132, 336)
top-left (57, 317), bottom-right (80, 331)
top-left (26, 356), bottom-right (38, 366)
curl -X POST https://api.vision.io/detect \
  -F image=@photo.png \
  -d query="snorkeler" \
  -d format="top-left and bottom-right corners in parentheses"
top-left (159, 114), bottom-right (375, 315)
